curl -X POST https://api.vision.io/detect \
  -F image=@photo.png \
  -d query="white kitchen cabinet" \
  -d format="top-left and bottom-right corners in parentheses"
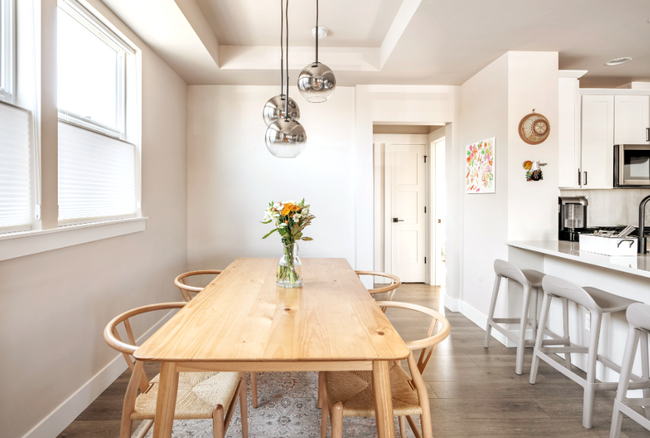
top-left (614, 95), bottom-right (650, 144)
top-left (581, 95), bottom-right (614, 189)
top-left (558, 77), bottom-right (581, 188)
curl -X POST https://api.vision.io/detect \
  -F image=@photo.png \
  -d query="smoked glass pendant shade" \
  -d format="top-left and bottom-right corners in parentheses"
top-left (265, 118), bottom-right (307, 158)
top-left (297, 62), bottom-right (336, 103)
top-left (262, 94), bottom-right (300, 126)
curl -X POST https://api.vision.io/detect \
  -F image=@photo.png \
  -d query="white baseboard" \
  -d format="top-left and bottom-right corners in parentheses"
top-left (457, 299), bottom-right (511, 347)
top-left (442, 292), bottom-right (460, 312)
top-left (21, 310), bottom-right (175, 438)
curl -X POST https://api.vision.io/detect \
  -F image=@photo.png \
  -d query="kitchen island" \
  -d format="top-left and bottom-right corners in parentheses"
top-left (507, 241), bottom-right (650, 384)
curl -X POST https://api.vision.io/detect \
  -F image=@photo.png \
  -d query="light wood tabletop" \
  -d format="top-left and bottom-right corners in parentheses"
top-left (135, 258), bottom-right (409, 438)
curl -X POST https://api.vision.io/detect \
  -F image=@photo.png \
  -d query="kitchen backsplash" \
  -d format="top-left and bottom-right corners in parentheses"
top-left (560, 189), bottom-right (650, 227)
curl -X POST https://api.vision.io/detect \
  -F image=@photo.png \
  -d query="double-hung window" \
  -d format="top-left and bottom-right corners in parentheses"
top-left (0, 0), bottom-right (33, 233)
top-left (57, 0), bottom-right (138, 224)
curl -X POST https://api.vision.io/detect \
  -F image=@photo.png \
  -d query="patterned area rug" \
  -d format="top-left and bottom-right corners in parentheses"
top-left (140, 372), bottom-right (418, 437)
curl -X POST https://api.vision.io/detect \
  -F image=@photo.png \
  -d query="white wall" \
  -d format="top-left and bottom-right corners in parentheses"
top-left (0, 2), bottom-right (189, 437)
top-left (187, 86), bottom-right (357, 268)
top-left (458, 51), bottom-right (559, 326)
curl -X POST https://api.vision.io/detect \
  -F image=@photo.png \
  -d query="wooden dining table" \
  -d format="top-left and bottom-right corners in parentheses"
top-left (135, 257), bottom-right (410, 438)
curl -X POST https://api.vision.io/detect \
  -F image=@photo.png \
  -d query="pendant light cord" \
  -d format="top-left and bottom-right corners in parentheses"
top-left (285, 0), bottom-right (290, 119)
top-left (280, 0), bottom-right (284, 96)
top-left (315, 0), bottom-right (318, 64)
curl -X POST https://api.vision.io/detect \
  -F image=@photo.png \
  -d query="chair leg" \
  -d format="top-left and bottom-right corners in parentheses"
top-left (331, 402), bottom-right (343, 438)
top-left (239, 374), bottom-right (248, 438)
top-left (406, 415), bottom-right (423, 438)
top-left (530, 288), bottom-right (539, 343)
top-left (213, 404), bottom-right (225, 438)
top-left (398, 416), bottom-right (407, 438)
top-left (515, 285), bottom-right (532, 375)
top-left (321, 403), bottom-right (329, 438)
top-left (251, 372), bottom-right (258, 408)
top-left (318, 372), bottom-right (325, 409)
top-left (484, 275), bottom-right (502, 348)
top-left (610, 325), bottom-right (641, 438)
top-left (530, 292), bottom-right (552, 385)
top-left (562, 298), bottom-right (572, 369)
top-left (120, 361), bottom-right (145, 438)
top-left (640, 331), bottom-right (650, 419)
top-left (583, 311), bottom-right (602, 429)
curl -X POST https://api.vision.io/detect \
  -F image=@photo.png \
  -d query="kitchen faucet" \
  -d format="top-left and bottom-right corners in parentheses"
top-left (639, 195), bottom-right (650, 254)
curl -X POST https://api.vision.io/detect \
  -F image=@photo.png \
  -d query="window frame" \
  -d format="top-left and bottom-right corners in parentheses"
top-left (0, 0), bottom-right (16, 103)
top-left (57, 0), bottom-right (134, 140)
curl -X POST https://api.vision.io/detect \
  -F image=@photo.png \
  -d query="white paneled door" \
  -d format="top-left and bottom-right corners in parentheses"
top-left (387, 144), bottom-right (426, 282)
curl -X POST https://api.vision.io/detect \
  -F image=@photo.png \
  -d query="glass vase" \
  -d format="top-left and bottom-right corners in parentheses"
top-left (277, 242), bottom-right (303, 288)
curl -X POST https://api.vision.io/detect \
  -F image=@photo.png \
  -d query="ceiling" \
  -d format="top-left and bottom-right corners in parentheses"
top-left (100, 0), bottom-right (650, 88)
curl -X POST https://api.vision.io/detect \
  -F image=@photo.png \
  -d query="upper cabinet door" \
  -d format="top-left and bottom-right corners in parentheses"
top-left (614, 95), bottom-right (650, 145)
top-left (558, 78), bottom-right (581, 188)
top-left (581, 95), bottom-right (614, 189)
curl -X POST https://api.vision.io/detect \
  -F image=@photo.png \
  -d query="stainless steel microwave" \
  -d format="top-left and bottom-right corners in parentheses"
top-left (614, 144), bottom-right (650, 187)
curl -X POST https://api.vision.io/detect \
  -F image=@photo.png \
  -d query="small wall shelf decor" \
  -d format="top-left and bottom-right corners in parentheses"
top-left (519, 110), bottom-right (550, 144)
top-left (523, 160), bottom-right (547, 181)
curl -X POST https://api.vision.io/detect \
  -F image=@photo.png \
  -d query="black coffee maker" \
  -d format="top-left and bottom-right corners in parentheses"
top-left (558, 196), bottom-right (588, 241)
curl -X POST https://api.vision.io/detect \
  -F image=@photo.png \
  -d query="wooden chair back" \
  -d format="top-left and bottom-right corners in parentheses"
top-left (174, 270), bottom-right (223, 302)
top-left (375, 301), bottom-right (450, 375)
top-left (354, 271), bottom-right (401, 305)
top-left (104, 302), bottom-right (186, 392)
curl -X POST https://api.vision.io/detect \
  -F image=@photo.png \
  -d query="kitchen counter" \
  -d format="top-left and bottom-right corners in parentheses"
top-left (507, 240), bottom-right (650, 279)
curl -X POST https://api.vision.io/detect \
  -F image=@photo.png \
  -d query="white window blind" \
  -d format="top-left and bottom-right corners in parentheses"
top-left (58, 122), bottom-right (136, 222)
top-left (0, 102), bottom-right (31, 230)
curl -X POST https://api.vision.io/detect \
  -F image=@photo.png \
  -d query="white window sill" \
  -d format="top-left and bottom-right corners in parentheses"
top-left (0, 217), bottom-right (147, 262)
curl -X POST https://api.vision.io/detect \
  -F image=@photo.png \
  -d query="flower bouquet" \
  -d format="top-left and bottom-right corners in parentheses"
top-left (262, 199), bottom-right (315, 288)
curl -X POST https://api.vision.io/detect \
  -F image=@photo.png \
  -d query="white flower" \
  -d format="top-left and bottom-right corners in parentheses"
top-left (292, 214), bottom-right (301, 221)
top-left (274, 202), bottom-right (282, 209)
top-left (286, 199), bottom-right (295, 204)
top-left (279, 223), bottom-right (288, 228)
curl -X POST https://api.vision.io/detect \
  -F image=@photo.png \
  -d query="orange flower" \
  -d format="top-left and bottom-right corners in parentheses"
top-left (281, 204), bottom-right (293, 216)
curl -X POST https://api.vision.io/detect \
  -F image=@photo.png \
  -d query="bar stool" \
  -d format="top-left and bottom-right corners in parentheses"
top-left (484, 260), bottom-right (571, 375)
top-left (530, 275), bottom-right (640, 429)
top-left (610, 303), bottom-right (650, 438)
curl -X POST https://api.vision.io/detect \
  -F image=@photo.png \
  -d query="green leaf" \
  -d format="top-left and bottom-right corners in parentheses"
top-left (301, 237), bottom-right (313, 241)
top-left (260, 219), bottom-right (272, 224)
top-left (262, 228), bottom-right (278, 239)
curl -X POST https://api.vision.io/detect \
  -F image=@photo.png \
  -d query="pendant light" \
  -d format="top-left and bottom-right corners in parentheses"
top-left (297, 0), bottom-right (336, 103)
top-left (265, 0), bottom-right (307, 158)
top-left (262, 0), bottom-right (300, 126)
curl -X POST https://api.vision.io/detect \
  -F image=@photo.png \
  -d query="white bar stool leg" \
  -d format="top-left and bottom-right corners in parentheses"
top-left (562, 298), bottom-right (572, 369)
top-left (530, 291), bottom-right (552, 385)
top-left (641, 331), bottom-right (650, 419)
top-left (484, 274), bottom-right (502, 349)
top-left (610, 325), bottom-right (640, 438)
top-left (583, 311), bottom-right (603, 429)
top-left (516, 284), bottom-right (532, 375)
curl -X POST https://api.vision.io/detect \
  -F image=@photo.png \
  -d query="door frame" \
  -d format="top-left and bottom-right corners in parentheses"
top-left (373, 133), bottom-right (430, 283)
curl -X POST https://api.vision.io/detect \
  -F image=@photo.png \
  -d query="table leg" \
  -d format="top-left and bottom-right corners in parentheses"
top-left (153, 362), bottom-right (179, 438)
top-left (373, 360), bottom-right (395, 438)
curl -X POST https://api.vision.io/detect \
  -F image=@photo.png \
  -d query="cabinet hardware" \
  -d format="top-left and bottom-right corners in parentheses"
top-left (424, 206), bottom-right (427, 213)
top-left (584, 171), bottom-right (588, 185)
top-left (424, 155), bottom-right (427, 163)
top-left (578, 170), bottom-right (581, 186)
top-left (425, 257), bottom-right (427, 264)
top-left (392, 218), bottom-right (404, 223)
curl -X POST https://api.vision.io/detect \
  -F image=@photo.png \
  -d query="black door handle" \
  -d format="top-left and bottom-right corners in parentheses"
top-left (392, 218), bottom-right (404, 223)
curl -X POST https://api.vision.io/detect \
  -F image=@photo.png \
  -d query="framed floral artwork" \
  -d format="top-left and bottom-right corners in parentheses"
top-left (466, 137), bottom-right (495, 193)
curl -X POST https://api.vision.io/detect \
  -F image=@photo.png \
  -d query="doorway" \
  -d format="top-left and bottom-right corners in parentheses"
top-left (373, 125), bottom-right (446, 285)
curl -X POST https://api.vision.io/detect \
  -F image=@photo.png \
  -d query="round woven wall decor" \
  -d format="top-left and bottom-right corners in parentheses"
top-left (518, 111), bottom-right (550, 145)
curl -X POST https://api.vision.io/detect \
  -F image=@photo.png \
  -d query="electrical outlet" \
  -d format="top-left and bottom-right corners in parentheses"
top-left (585, 312), bottom-right (591, 330)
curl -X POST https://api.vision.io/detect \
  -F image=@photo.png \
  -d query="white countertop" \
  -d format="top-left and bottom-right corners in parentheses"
top-left (507, 241), bottom-right (650, 279)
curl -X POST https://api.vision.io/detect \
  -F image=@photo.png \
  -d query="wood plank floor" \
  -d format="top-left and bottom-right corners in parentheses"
top-left (57, 284), bottom-right (650, 437)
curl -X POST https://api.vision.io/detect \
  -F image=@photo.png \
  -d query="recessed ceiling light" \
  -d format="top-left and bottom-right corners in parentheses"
top-left (312, 26), bottom-right (328, 39)
top-left (606, 57), bottom-right (633, 66)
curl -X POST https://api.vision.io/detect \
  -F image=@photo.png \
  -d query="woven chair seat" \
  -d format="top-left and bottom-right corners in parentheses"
top-left (131, 371), bottom-right (240, 420)
top-left (325, 363), bottom-right (422, 417)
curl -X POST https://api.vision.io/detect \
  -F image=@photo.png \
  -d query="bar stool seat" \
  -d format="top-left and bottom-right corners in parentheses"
top-left (522, 269), bottom-right (544, 288)
top-left (610, 303), bottom-right (650, 438)
top-left (530, 276), bottom-right (642, 429)
top-left (583, 287), bottom-right (638, 313)
top-left (485, 260), bottom-right (571, 375)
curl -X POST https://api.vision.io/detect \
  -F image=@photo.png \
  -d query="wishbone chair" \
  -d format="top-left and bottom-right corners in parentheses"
top-left (104, 302), bottom-right (248, 438)
top-left (174, 270), bottom-right (223, 302)
top-left (320, 301), bottom-right (450, 438)
top-left (355, 271), bottom-right (402, 311)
